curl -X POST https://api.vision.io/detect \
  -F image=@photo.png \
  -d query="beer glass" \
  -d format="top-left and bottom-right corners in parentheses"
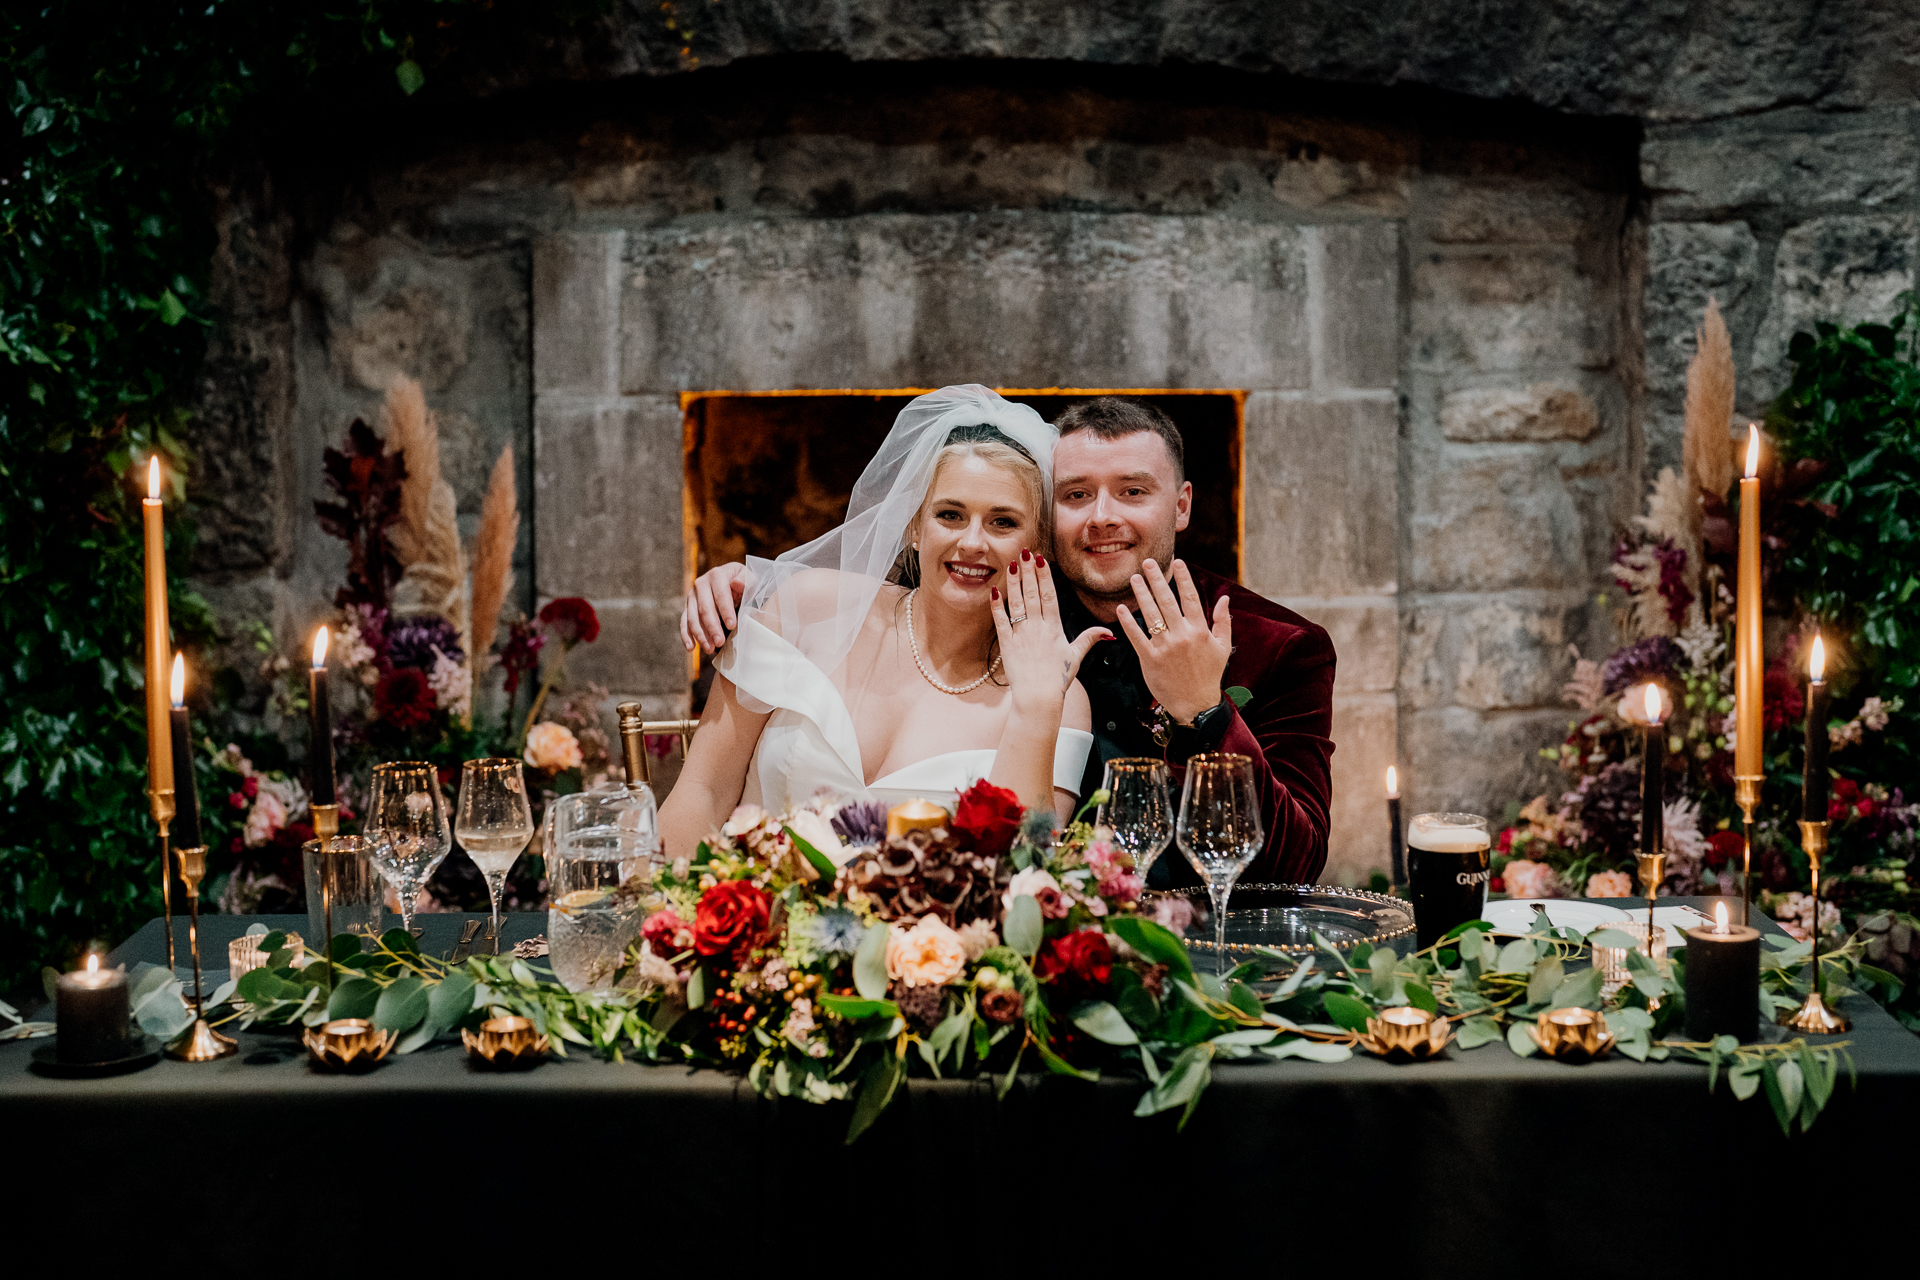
top-left (1407, 812), bottom-right (1492, 949)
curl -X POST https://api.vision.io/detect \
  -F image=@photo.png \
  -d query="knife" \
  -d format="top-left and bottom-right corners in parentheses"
top-left (449, 919), bottom-right (482, 963)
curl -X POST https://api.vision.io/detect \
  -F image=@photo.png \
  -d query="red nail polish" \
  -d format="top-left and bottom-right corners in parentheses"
top-left (1037, 556), bottom-right (1047, 569)
top-left (1009, 561), bottom-right (1017, 576)
top-left (992, 588), bottom-right (1000, 601)
top-left (1022, 549), bottom-right (1032, 561)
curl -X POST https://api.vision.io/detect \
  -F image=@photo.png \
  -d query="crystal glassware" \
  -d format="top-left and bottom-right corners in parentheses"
top-left (1096, 757), bottom-right (1174, 881)
top-left (455, 758), bottom-right (535, 953)
top-left (302, 835), bottom-right (385, 947)
top-left (1175, 753), bottom-right (1265, 975)
top-left (544, 783), bottom-right (659, 992)
top-left (364, 761), bottom-right (452, 937)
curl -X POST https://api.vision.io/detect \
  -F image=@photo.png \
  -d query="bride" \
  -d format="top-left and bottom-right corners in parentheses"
top-left (658, 386), bottom-right (1110, 858)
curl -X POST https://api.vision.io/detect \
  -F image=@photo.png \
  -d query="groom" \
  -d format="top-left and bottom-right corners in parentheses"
top-left (680, 397), bottom-right (1336, 887)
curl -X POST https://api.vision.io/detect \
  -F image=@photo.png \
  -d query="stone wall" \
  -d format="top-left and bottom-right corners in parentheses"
top-left (188, 9), bottom-right (1920, 882)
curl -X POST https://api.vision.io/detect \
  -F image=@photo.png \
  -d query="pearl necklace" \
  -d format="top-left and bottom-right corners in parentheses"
top-left (904, 589), bottom-right (1001, 695)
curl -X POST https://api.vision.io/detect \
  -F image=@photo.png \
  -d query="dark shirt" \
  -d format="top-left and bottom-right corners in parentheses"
top-left (1057, 566), bottom-right (1336, 888)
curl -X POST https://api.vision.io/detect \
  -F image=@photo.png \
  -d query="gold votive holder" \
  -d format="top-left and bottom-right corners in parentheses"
top-left (1527, 1007), bottom-right (1615, 1062)
top-left (461, 1015), bottom-right (549, 1069)
top-left (228, 931), bottom-right (305, 981)
top-left (302, 1018), bottom-right (395, 1072)
top-left (1356, 1005), bottom-right (1453, 1061)
top-left (1592, 921), bottom-right (1667, 997)
top-left (886, 799), bottom-right (948, 840)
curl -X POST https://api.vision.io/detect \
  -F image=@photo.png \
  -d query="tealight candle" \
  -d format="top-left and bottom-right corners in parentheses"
top-left (1684, 900), bottom-right (1761, 1042)
top-left (886, 798), bottom-right (947, 840)
top-left (56, 954), bottom-right (131, 1064)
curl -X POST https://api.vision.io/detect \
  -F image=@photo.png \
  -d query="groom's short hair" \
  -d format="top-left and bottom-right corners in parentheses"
top-left (1053, 397), bottom-right (1186, 482)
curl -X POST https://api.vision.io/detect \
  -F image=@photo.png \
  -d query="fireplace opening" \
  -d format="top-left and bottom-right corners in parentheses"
top-left (683, 388), bottom-right (1243, 705)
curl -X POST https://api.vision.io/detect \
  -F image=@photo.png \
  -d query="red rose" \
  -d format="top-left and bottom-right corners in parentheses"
top-left (693, 880), bottom-right (772, 961)
top-left (641, 909), bottom-right (694, 959)
top-left (539, 596), bottom-right (601, 646)
top-left (1496, 827), bottom-right (1515, 854)
top-left (1763, 667), bottom-right (1805, 732)
top-left (373, 667), bottom-right (436, 730)
top-left (1705, 830), bottom-right (1744, 869)
top-left (242, 776), bottom-right (259, 800)
top-left (1034, 929), bottom-right (1114, 997)
top-left (1857, 798), bottom-right (1877, 819)
top-left (952, 779), bottom-right (1024, 860)
top-left (1489, 876), bottom-right (1506, 894)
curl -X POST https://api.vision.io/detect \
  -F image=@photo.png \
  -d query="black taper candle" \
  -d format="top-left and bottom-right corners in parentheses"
top-left (1804, 676), bottom-right (1831, 823)
top-left (1388, 795), bottom-right (1404, 886)
top-left (1641, 721), bottom-right (1664, 854)
top-left (168, 705), bottom-right (202, 850)
top-left (308, 645), bottom-right (335, 806)
top-left (1684, 921), bottom-right (1761, 1041)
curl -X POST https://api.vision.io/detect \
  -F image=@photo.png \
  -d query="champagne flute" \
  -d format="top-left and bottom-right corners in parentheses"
top-left (365, 761), bottom-right (453, 939)
top-left (1175, 753), bottom-right (1265, 976)
top-left (1096, 757), bottom-right (1173, 881)
top-left (455, 758), bottom-right (535, 953)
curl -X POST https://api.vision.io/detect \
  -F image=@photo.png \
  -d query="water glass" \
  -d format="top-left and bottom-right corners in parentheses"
top-left (545, 783), bottom-right (659, 992)
top-left (365, 761), bottom-right (452, 937)
top-left (1096, 757), bottom-right (1174, 880)
top-left (302, 835), bottom-right (385, 947)
top-left (1175, 753), bottom-right (1265, 976)
top-left (455, 758), bottom-right (536, 953)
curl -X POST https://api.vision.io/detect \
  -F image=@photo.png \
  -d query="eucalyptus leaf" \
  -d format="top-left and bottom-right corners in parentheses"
top-left (1132, 1043), bottom-right (1212, 1119)
top-left (1274, 955), bottom-right (1316, 999)
top-left (1495, 938), bottom-right (1537, 973)
top-left (1405, 982), bottom-right (1438, 1014)
top-left (1263, 1037), bottom-right (1352, 1063)
top-left (1545, 965), bottom-right (1604, 1011)
top-left (373, 977), bottom-right (429, 1034)
top-left (688, 966), bottom-right (712, 1009)
top-left (205, 978), bottom-right (237, 1010)
top-left (1457, 928), bottom-right (1484, 963)
top-left (132, 976), bottom-right (193, 1039)
top-left (327, 976), bottom-right (380, 1021)
top-left (1526, 958), bottom-right (1565, 1006)
top-left (928, 1009), bottom-right (970, 1064)
top-left (1210, 1028), bottom-right (1278, 1047)
top-left (1071, 1000), bottom-right (1140, 1046)
top-left (426, 971), bottom-right (476, 1033)
top-left (853, 924), bottom-right (891, 999)
top-left (1367, 947), bottom-right (1397, 998)
top-left (1456, 1015), bottom-right (1501, 1049)
top-left (1505, 1021), bottom-right (1538, 1057)
top-left (1587, 928), bottom-right (1639, 950)
top-left (1004, 895), bottom-right (1043, 958)
top-left (1320, 992), bottom-right (1372, 1032)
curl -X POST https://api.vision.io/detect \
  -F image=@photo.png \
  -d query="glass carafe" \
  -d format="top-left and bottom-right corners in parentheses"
top-left (544, 783), bottom-right (660, 992)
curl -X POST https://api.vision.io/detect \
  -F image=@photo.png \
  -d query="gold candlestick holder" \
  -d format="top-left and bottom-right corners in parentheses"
top-left (1734, 775), bottom-right (1762, 928)
top-left (1782, 819), bottom-right (1849, 1034)
top-left (310, 802), bottom-right (340, 987)
top-left (149, 786), bottom-right (177, 971)
top-left (165, 843), bottom-right (237, 1061)
top-left (1636, 849), bottom-right (1666, 936)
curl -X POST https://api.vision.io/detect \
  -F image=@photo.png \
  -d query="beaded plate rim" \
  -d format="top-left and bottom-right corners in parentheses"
top-left (1143, 882), bottom-right (1417, 955)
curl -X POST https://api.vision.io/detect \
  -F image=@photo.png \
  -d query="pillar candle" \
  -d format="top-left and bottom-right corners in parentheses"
top-left (309, 628), bottom-right (336, 806)
top-left (1804, 634), bottom-right (1830, 823)
top-left (1641, 685), bottom-right (1665, 855)
top-left (1386, 766), bottom-right (1404, 886)
top-left (1685, 903), bottom-right (1761, 1042)
top-left (56, 954), bottom-right (132, 1063)
top-left (1734, 426), bottom-right (1763, 779)
top-left (168, 654), bottom-right (203, 850)
top-left (141, 458), bottom-right (174, 807)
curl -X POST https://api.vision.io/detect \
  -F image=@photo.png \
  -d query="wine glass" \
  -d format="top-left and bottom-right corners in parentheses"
top-left (1175, 753), bottom-right (1265, 976)
top-left (1096, 757), bottom-right (1173, 881)
top-left (365, 761), bottom-right (452, 939)
top-left (455, 758), bottom-right (535, 953)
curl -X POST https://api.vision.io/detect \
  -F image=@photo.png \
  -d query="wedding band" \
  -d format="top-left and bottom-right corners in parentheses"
top-left (1009, 612), bottom-right (1028, 625)
top-left (1148, 621), bottom-right (1168, 637)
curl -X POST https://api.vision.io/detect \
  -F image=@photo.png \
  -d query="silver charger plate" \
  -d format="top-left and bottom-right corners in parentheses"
top-left (1149, 883), bottom-right (1416, 956)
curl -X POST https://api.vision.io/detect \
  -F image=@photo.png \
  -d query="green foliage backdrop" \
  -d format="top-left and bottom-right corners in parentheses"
top-left (0, 1), bottom-right (613, 995)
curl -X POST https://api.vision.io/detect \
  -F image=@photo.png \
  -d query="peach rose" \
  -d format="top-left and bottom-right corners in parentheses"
top-left (1584, 870), bottom-right (1634, 898)
top-left (1502, 858), bottom-right (1560, 900)
top-left (886, 916), bottom-right (967, 988)
top-left (524, 721), bottom-right (584, 772)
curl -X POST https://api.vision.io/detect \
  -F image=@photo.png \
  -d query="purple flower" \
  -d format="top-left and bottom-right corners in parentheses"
top-left (386, 615), bottom-right (463, 672)
top-left (1600, 636), bottom-right (1686, 696)
top-left (831, 801), bottom-right (888, 848)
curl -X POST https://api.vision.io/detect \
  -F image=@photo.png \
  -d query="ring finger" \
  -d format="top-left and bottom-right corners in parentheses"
top-left (1129, 574), bottom-right (1168, 637)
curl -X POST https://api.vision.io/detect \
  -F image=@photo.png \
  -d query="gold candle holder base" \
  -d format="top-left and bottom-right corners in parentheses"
top-left (461, 1015), bottom-right (550, 1069)
top-left (166, 1017), bottom-right (237, 1061)
top-left (1528, 1008), bottom-right (1616, 1062)
top-left (1735, 775), bottom-right (1762, 927)
top-left (302, 1018), bottom-right (395, 1071)
top-left (1356, 1007), bottom-right (1452, 1061)
top-left (1780, 988), bottom-right (1851, 1035)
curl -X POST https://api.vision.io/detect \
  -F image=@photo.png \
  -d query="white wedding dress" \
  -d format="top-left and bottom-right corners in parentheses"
top-left (716, 615), bottom-right (1094, 814)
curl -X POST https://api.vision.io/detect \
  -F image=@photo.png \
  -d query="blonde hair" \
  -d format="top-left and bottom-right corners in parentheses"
top-left (907, 433), bottom-right (1051, 561)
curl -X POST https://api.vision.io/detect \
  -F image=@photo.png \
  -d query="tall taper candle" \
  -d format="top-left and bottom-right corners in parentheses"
top-left (1640, 684), bottom-right (1665, 855)
top-left (142, 457), bottom-right (174, 805)
top-left (309, 628), bottom-right (336, 806)
top-left (1804, 633), bottom-right (1831, 823)
top-left (168, 655), bottom-right (202, 851)
top-left (1386, 766), bottom-right (1405, 886)
top-left (1735, 426), bottom-right (1763, 778)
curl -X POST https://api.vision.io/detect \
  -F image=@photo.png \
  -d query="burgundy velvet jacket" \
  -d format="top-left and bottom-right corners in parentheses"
top-left (1061, 565), bottom-right (1337, 886)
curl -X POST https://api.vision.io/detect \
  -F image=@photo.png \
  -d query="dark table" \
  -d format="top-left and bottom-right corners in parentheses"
top-left (7, 901), bottom-right (1916, 1270)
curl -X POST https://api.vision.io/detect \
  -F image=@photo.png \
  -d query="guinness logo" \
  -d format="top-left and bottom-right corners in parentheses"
top-left (1455, 869), bottom-right (1492, 887)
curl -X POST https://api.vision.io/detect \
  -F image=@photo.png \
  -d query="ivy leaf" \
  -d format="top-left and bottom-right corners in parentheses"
top-left (155, 290), bottom-right (186, 326)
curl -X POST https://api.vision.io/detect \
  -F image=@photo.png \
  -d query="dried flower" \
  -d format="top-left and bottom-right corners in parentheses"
top-left (979, 987), bottom-right (1025, 1025)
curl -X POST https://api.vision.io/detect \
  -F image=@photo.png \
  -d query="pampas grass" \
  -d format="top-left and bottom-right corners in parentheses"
top-left (469, 444), bottom-right (518, 676)
top-left (1684, 297), bottom-right (1737, 508)
top-left (382, 374), bottom-right (468, 644)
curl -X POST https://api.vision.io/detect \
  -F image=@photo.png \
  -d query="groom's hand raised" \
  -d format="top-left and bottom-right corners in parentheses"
top-left (991, 550), bottom-right (1111, 707)
top-left (680, 562), bottom-right (754, 654)
top-left (1114, 558), bottom-right (1233, 725)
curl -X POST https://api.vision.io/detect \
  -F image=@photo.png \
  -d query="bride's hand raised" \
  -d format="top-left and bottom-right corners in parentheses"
top-left (990, 550), bottom-right (1111, 710)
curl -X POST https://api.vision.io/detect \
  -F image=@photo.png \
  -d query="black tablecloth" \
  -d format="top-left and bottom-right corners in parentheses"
top-left (7, 901), bottom-right (1916, 1269)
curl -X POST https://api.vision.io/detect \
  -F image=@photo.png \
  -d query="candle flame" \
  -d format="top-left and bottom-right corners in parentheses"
top-left (1810, 633), bottom-right (1826, 683)
top-left (1745, 424), bottom-right (1760, 479)
top-left (1643, 683), bottom-right (1662, 723)
top-left (1715, 900), bottom-right (1730, 934)
top-left (1385, 765), bottom-right (1398, 799)
top-left (147, 455), bottom-right (161, 500)
top-left (312, 626), bottom-right (329, 669)
top-left (170, 652), bottom-right (185, 707)
top-left (86, 953), bottom-right (99, 973)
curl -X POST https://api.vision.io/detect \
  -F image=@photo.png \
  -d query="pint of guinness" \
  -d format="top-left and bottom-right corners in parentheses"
top-left (1407, 812), bottom-right (1492, 949)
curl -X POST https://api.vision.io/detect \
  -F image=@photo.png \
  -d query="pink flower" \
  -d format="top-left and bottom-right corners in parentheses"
top-left (1005, 868), bottom-right (1071, 919)
top-left (1097, 869), bottom-right (1144, 906)
top-left (1149, 896), bottom-right (1195, 934)
top-left (244, 791), bottom-right (288, 847)
top-left (1585, 870), bottom-right (1634, 898)
top-left (1501, 858), bottom-right (1561, 900)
